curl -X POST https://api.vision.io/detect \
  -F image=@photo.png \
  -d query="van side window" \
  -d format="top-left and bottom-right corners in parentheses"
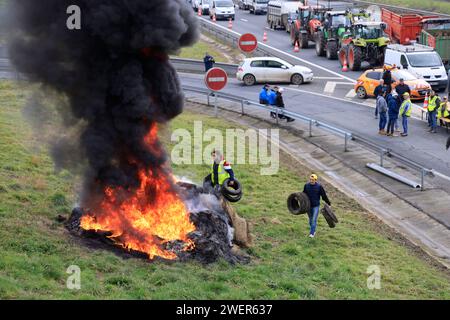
top-left (400, 55), bottom-right (407, 67)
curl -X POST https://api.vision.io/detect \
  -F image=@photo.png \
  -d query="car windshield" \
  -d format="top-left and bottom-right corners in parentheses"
top-left (216, 1), bottom-right (233, 7)
top-left (331, 15), bottom-right (350, 27)
top-left (392, 70), bottom-right (416, 81)
top-left (407, 52), bottom-right (443, 68)
top-left (354, 26), bottom-right (383, 39)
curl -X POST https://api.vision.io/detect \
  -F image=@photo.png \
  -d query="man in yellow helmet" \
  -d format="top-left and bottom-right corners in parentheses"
top-left (303, 174), bottom-right (331, 238)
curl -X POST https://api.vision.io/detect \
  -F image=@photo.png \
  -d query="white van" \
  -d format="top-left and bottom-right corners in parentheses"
top-left (193, 0), bottom-right (210, 15)
top-left (209, 0), bottom-right (235, 20)
top-left (384, 43), bottom-right (449, 92)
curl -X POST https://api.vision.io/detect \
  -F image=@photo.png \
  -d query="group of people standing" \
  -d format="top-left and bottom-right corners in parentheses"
top-left (374, 74), bottom-right (450, 137)
top-left (259, 84), bottom-right (295, 123)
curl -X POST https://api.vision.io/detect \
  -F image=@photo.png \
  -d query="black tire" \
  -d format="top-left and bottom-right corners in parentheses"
top-left (348, 44), bottom-right (362, 71)
top-left (300, 33), bottom-right (309, 49)
top-left (287, 192), bottom-right (310, 215)
top-left (326, 41), bottom-right (338, 60)
top-left (222, 178), bottom-right (242, 196)
top-left (223, 192), bottom-right (242, 203)
top-left (321, 206), bottom-right (337, 228)
top-left (315, 32), bottom-right (325, 57)
top-left (323, 204), bottom-right (338, 223)
top-left (291, 73), bottom-right (304, 85)
top-left (243, 74), bottom-right (256, 86)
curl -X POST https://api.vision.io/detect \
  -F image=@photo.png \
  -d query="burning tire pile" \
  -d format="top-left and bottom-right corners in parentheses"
top-left (7, 1), bottom-right (250, 264)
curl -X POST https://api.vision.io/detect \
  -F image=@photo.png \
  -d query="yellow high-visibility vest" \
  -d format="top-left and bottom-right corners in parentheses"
top-left (428, 96), bottom-right (438, 112)
top-left (400, 99), bottom-right (412, 117)
top-left (210, 160), bottom-right (230, 186)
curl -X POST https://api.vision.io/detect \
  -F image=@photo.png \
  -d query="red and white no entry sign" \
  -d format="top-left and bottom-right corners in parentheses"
top-left (238, 33), bottom-right (258, 53)
top-left (204, 67), bottom-right (228, 91)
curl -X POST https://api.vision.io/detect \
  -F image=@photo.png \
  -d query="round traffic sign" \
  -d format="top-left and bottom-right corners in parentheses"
top-left (204, 67), bottom-right (228, 91)
top-left (238, 33), bottom-right (258, 53)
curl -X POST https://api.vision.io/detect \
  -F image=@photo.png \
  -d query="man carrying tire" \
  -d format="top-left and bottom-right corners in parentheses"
top-left (303, 174), bottom-right (331, 238)
top-left (205, 149), bottom-right (235, 191)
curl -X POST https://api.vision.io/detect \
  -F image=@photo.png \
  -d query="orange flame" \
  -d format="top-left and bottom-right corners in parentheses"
top-left (80, 125), bottom-right (195, 260)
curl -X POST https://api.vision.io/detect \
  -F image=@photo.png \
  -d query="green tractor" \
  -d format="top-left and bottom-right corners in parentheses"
top-left (314, 11), bottom-right (351, 60)
top-left (338, 21), bottom-right (390, 71)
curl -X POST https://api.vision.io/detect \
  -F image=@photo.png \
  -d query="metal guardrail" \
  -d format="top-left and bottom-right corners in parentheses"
top-left (182, 84), bottom-right (445, 190)
top-left (171, 57), bottom-right (238, 76)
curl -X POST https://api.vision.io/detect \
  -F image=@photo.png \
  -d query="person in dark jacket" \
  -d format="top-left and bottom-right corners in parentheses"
top-left (275, 88), bottom-right (295, 122)
top-left (377, 91), bottom-right (388, 134)
top-left (386, 92), bottom-right (400, 136)
top-left (269, 86), bottom-right (278, 118)
top-left (382, 67), bottom-right (393, 93)
top-left (395, 78), bottom-right (411, 101)
top-left (203, 52), bottom-right (215, 72)
top-left (303, 174), bottom-right (331, 238)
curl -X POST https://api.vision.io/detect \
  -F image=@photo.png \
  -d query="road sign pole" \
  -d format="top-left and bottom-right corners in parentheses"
top-left (214, 93), bottom-right (218, 117)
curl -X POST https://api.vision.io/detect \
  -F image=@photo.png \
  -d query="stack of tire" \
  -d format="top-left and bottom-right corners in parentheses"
top-left (221, 178), bottom-right (243, 203)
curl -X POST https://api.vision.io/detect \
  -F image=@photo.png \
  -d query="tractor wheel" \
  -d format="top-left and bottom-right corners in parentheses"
top-left (300, 33), bottom-right (309, 48)
top-left (348, 44), bottom-right (362, 71)
top-left (339, 46), bottom-right (348, 67)
top-left (315, 32), bottom-right (326, 57)
top-left (326, 41), bottom-right (338, 60)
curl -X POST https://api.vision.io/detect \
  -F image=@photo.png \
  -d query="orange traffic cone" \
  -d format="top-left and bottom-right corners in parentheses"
top-left (342, 59), bottom-right (349, 72)
top-left (263, 31), bottom-right (268, 42)
top-left (212, 14), bottom-right (216, 22)
top-left (228, 18), bottom-right (233, 29)
top-left (294, 41), bottom-right (300, 53)
top-left (198, 7), bottom-right (202, 16)
top-left (423, 92), bottom-right (429, 110)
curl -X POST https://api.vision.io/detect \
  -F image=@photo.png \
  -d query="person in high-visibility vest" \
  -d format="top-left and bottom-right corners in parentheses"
top-left (399, 92), bottom-right (412, 137)
top-left (427, 90), bottom-right (440, 133)
top-left (438, 96), bottom-right (450, 126)
top-left (205, 149), bottom-right (235, 190)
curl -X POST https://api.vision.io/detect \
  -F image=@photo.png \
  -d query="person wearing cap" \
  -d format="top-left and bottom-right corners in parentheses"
top-left (399, 92), bottom-right (412, 137)
top-left (395, 78), bottom-right (411, 103)
top-left (275, 87), bottom-right (295, 123)
top-left (438, 96), bottom-right (450, 126)
top-left (303, 174), bottom-right (331, 238)
top-left (427, 90), bottom-right (440, 134)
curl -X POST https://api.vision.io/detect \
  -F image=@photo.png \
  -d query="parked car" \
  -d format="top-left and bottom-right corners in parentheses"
top-left (354, 68), bottom-right (431, 100)
top-left (192, 0), bottom-right (210, 15)
top-left (236, 57), bottom-right (314, 86)
top-left (209, 0), bottom-right (235, 20)
top-left (249, 0), bottom-right (269, 15)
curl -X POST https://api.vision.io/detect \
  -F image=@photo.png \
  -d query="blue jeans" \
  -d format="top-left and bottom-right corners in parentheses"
top-left (402, 116), bottom-right (409, 134)
top-left (308, 206), bottom-right (320, 235)
top-left (429, 111), bottom-right (437, 130)
top-left (379, 112), bottom-right (387, 130)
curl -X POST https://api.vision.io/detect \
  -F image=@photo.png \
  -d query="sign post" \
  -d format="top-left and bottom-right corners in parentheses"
top-left (238, 33), bottom-right (258, 54)
top-left (204, 67), bottom-right (228, 117)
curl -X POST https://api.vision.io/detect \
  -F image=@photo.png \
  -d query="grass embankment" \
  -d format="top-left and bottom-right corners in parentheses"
top-left (367, 0), bottom-right (450, 15)
top-left (0, 80), bottom-right (449, 299)
top-left (174, 38), bottom-right (230, 63)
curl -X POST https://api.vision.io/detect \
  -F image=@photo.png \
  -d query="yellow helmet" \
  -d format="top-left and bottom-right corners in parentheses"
top-left (310, 174), bottom-right (318, 181)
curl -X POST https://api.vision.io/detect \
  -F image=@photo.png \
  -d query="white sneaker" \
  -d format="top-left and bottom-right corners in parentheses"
top-left (309, 234), bottom-right (315, 238)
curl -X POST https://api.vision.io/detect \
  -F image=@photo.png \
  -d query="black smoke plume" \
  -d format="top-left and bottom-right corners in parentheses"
top-left (6, 0), bottom-right (199, 205)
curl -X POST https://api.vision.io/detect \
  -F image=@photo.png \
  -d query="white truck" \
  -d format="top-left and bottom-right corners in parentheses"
top-left (248, 0), bottom-right (269, 15)
top-left (267, 0), bottom-right (305, 30)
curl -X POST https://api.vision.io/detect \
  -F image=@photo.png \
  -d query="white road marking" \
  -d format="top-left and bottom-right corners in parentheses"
top-left (199, 17), bottom-right (356, 84)
top-left (324, 82), bottom-right (336, 94)
top-left (345, 89), bottom-right (357, 99)
top-left (240, 19), bottom-right (248, 22)
top-left (315, 76), bottom-right (345, 80)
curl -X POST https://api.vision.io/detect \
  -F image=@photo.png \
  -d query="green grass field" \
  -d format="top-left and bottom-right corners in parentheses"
top-left (366, 0), bottom-right (450, 14)
top-left (0, 80), bottom-right (449, 299)
top-left (174, 39), bottom-right (230, 63)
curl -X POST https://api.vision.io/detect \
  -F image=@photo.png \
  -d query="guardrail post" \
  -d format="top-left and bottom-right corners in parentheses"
top-left (380, 149), bottom-right (385, 167)
top-left (241, 100), bottom-right (245, 115)
top-left (421, 169), bottom-right (425, 191)
top-left (344, 133), bottom-right (349, 152)
top-left (214, 94), bottom-right (218, 118)
top-left (207, 92), bottom-right (210, 106)
top-left (309, 120), bottom-right (313, 137)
